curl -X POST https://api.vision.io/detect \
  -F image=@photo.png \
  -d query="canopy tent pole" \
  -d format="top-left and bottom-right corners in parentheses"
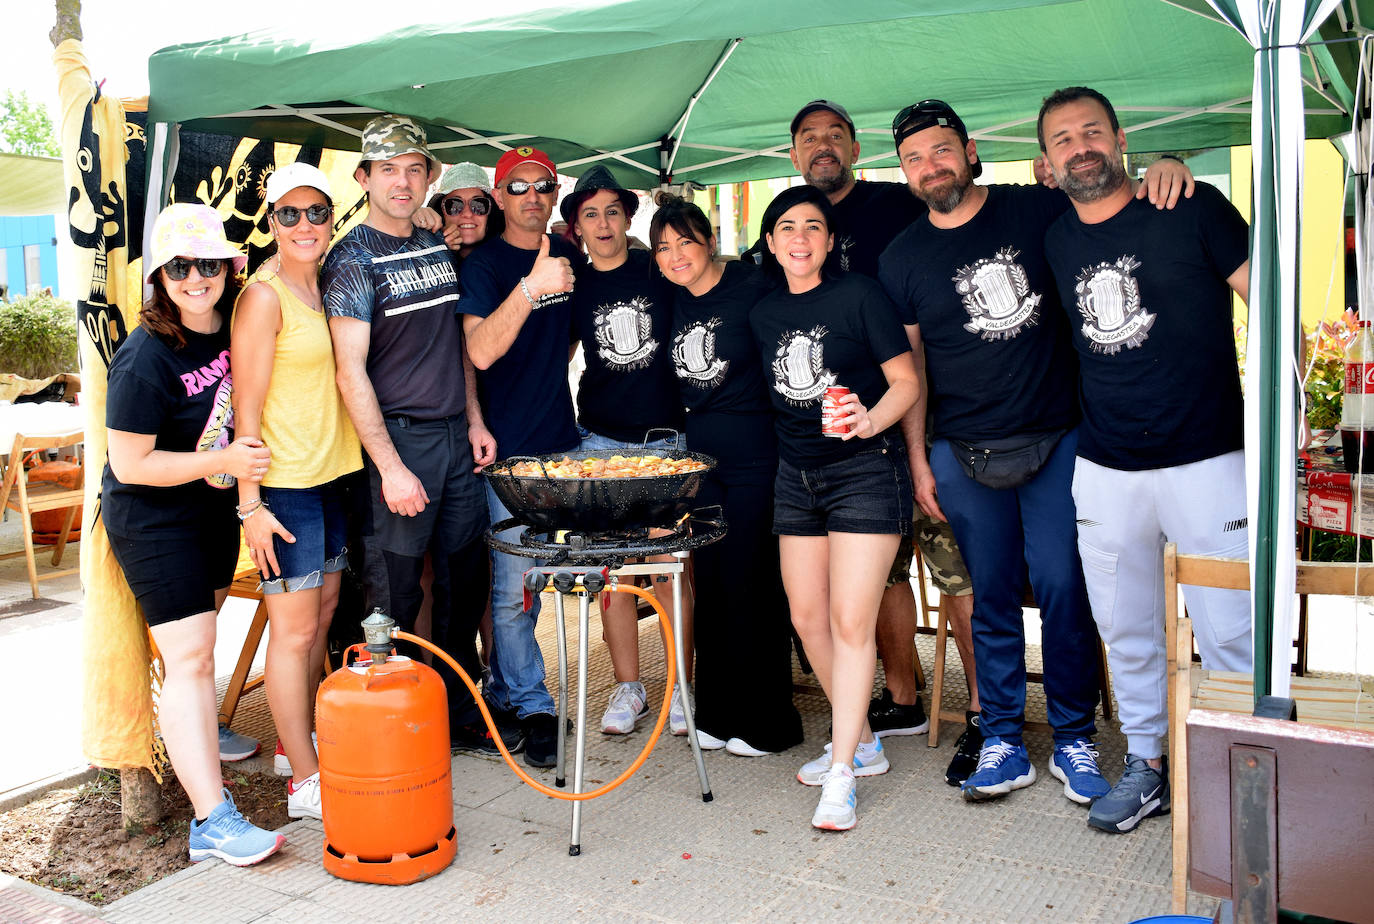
top-left (1208, 0), bottom-right (1343, 701)
top-left (143, 120), bottom-right (180, 294)
top-left (665, 38), bottom-right (742, 177)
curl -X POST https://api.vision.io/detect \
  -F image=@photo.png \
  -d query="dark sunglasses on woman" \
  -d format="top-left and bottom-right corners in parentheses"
top-left (503, 178), bottom-right (557, 196)
top-left (272, 203), bottom-right (333, 227)
top-left (442, 196), bottom-right (492, 216)
top-left (163, 257), bottom-right (226, 281)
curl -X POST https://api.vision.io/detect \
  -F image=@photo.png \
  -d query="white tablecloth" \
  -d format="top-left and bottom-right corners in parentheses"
top-left (0, 402), bottom-right (84, 454)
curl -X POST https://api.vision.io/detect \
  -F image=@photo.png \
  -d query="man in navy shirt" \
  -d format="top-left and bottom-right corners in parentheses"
top-left (1039, 87), bottom-right (1251, 835)
top-left (324, 114), bottom-right (497, 755)
top-left (460, 146), bottom-right (580, 770)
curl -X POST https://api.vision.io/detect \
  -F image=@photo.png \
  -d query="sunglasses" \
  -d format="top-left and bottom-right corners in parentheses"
top-left (892, 99), bottom-right (958, 139)
top-left (442, 196), bottom-right (492, 216)
top-left (272, 203), bottom-right (333, 227)
top-left (163, 257), bottom-right (226, 281)
top-left (503, 178), bottom-right (557, 196)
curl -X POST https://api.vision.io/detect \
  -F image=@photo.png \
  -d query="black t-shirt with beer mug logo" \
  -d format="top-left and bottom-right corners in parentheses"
top-left (571, 249), bottom-right (685, 443)
top-left (750, 273), bottom-right (910, 468)
top-left (1044, 182), bottom-right (1249, 471)
top-left (879, 183), bottom-right (1080, 443)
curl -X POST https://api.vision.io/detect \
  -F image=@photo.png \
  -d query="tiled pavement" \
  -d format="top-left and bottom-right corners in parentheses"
top-left (77, 600), bottom-right (1220, 923)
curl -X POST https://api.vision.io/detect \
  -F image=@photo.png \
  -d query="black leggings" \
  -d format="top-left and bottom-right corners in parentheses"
top-left (691, 450), bottom-right (803, 752)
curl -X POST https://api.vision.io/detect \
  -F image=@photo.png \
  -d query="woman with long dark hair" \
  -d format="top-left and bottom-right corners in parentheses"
top-left (750, 184), bottom-right (918, 830)
top-left (651, 193), bottom-right (803, 758)
top-left (104, 203), bottom-right (280, 865)
top-left (231, 163), bottom-right (362, 820)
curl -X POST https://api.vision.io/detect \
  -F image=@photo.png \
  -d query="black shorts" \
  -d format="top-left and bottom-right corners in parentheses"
top-left (773, 439), bottom-right (914, 537)
top-left (107, 523), bottom-right (239, 627)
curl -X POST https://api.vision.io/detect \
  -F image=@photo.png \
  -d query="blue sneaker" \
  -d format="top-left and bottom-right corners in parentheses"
top-left (960, 737), bottom-right (1036, 802)
top-left (1049, 738), bottom-right (1110, 804)
top-left (217, 724), bottom-right (260, 762)
top-left (189, 789), bottom-right (285, 866)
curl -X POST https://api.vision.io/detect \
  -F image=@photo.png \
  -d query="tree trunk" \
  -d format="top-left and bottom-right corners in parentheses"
top-left (120, 767), bottom-right (162, 835)
top-left (50, 0), bottom-right (82, 46)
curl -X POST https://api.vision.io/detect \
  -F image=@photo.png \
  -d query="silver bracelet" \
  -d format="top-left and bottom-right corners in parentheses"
top-left (520, 276), bottom-right (538, 310)
top-left (236, 498), bottom-right (265, 521)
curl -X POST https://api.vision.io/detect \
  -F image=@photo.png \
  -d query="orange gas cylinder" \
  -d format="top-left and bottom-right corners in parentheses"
top-left (316, 616), bottom-right (456, 885)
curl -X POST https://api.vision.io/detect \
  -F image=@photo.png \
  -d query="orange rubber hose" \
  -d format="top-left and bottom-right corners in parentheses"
top-left (391, 582), bottom-right (674, 801)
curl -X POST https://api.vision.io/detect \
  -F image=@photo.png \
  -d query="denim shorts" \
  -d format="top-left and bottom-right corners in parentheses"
top-left (258, 476), bottom-right (351, 593)
top-left (773, 440), bottom-right (914, 537)
top-left (577, 426), bottom-right (684, 454)
top-left (108, 521), bottom-right (239, 626)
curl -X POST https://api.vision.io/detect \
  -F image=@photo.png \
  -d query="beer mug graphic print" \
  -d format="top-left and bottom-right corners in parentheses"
top-left (954, 247), bottom-right (1041, 342)
top-left (671, 318), bottom-right (728, 388)
top-left (594, 298), bottom-right (658, 369)
top-left (771, 325), bottom-right (836, 405)
top-left (1073, 255), bottom-right (1155, 355)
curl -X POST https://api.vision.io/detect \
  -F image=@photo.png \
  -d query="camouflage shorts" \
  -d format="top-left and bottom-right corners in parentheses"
top-left (886, 512), bottom-right (972, 597)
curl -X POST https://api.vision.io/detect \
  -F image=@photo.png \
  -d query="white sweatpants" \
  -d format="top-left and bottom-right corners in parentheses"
top-left (1072, 450), bottom-right (1251, 758)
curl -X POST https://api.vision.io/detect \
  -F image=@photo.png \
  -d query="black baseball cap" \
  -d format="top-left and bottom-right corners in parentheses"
top-left (790, 100), bottom-right (856, 139)
top-left (891, 99), bottom-right (982, 178)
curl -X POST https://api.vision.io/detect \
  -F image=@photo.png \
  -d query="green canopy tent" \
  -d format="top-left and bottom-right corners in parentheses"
top-left (144, 0), bottom-right (1373, 699)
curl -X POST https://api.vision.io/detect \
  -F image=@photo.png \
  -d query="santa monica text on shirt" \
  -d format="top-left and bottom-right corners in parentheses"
top-left (386, 260), bottom-right (457, 297)
top-left (180, 349), bottom-right (231, 396)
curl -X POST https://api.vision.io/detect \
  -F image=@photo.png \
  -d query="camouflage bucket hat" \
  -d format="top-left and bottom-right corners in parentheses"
top-left (359, 114), bottom-right (438, 170)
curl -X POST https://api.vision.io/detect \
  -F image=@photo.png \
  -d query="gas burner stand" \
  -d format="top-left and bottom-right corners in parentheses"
top-left (484, 512), bottom-right (727, 854)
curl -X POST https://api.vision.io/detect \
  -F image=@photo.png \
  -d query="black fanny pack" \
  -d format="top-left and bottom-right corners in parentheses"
top-left (949, 429), bottom-right (1065, 490)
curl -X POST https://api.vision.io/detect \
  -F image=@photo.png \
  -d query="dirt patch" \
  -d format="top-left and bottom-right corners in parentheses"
top-left (0, 769), bottom-right (290, 906)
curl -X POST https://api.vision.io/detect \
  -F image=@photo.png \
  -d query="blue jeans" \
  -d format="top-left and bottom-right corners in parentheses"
top-left (258, 477), bottom-right (350, 593)
top-left (484, 481), bottom-right (555, 719)
top-left (576, 427), bottom-right (682, 454)
top-left (929, 428), bottom-right (1099, 744)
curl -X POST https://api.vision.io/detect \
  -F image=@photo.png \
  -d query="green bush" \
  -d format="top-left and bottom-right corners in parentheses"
top-left (0, 291), bottom-right (79, 378)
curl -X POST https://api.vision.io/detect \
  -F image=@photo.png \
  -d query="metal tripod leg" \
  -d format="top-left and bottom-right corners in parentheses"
top-left (554, 591), bottom-right (568, 788)
top-left (569, 591), bottom-right (591, 855)
top-left (672, 551), bottom-right (712, 801)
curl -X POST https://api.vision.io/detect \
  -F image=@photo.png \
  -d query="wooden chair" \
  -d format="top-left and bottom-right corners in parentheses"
top-left (1164, 543), bottom-right (1374, 913)
top-left (919, 545), bottom-right (1114, 746)
top-left (0, 429), bottom-right (84, 599)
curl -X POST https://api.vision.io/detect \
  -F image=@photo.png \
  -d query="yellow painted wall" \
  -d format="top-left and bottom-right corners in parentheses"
top-left (1229, 140), bottom-right (1347, 330)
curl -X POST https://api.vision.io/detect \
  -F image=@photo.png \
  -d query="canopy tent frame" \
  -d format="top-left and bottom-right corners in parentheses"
top-left (138, 0), bottom-right (1374, 704)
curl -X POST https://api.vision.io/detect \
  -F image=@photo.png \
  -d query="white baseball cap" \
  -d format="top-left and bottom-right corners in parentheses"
top-left (265, 162), bottom-right (332, 204)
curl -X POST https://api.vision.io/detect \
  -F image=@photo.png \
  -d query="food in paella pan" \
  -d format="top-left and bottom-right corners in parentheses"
top-left (510, 454), bottom-right (708, 479)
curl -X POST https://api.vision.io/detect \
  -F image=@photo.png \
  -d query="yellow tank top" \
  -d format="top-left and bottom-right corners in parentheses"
top-left (243, 266), bottom-right (362, 488)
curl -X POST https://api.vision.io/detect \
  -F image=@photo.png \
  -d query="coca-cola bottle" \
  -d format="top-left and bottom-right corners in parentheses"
top-left (1341, 319), bottom-right (1374, 473)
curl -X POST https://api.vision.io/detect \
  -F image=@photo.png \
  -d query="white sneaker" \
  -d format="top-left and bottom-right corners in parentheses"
top-left (273, 732), bottom-right (318, 777)
top-left (601, 681), bottom-right (648, 735)
top-left (797, 739), bottom-right (889, 786)
top-left (669, 683), bottom-right (692, 736)
top-left (812, 764), bottom-right (857, 830)
top-left (725, 737), bottom-right (771, 757)
top-left (286, 772), bottom-right (322, 820)
top-left (694, 729), bottom-right (726, 750)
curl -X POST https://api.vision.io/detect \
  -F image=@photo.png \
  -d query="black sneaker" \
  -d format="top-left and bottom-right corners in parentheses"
top-left (867, 688), bottom-right (930, 738)
top-left (523, 713), bottom-right (560, 769)
top-left (484, 700), bottom-right (527, 754)
top-left (944, 712), bottom-right (983, 787)
top-left (451, 722), bottom-right (501, 756)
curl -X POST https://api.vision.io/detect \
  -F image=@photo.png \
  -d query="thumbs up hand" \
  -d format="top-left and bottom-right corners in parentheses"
top-left (525, 234), bottom-right (575, 305)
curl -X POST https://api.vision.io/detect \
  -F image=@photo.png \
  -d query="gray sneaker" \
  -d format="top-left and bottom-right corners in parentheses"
top-left (1088, 753), bottom-right (1170, 834)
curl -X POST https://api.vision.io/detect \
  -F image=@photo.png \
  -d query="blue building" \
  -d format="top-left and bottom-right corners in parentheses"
top-left (0, 215), bottom-right (59, 301)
